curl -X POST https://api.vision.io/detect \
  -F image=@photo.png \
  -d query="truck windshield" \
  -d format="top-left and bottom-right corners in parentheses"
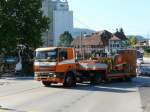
top-left (35, 50), bottom-right (57, 62)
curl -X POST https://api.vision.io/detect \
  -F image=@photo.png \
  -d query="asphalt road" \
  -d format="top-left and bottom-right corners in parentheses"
top-left (136, 76), bottom-right (150, 112)
top-left (0, 78), bottom-right (145, 112)
top-left (138, 57), bottom-right (150, 112)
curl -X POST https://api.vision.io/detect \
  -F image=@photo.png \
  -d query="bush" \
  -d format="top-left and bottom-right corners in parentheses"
top-left (144, 48), bottom-right (150, 53)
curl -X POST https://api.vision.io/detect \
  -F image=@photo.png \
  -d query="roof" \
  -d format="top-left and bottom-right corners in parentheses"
top-left (71, 33), bottom-right (103, 46)
top-left (71, 30), bottom-right (112, 46)
top-left (110, 35), bottom-right (120, 41)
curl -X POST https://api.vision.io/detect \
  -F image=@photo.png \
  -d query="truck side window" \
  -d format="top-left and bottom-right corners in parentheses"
top-left (59, 49), bottom-right (67, 61)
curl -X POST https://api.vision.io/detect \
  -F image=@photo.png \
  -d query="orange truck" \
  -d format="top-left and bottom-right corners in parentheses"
top-left (34, 47), bottom-right (137, 87)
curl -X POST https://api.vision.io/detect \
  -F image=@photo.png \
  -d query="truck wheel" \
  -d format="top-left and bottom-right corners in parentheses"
top-left (76, 77), bottom-right (83, 83)
top-left (63, 73), bottom-right (76, 87)
top-left (42, 81), bottom-right (51, 87)
top-left (90, 76), bottom-right (95, 85)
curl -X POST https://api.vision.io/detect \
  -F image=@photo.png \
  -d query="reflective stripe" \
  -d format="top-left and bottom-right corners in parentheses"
top-left (58, 59), bottom-right (76, 65)
top-left (34, 62), bottom-right (56, 66)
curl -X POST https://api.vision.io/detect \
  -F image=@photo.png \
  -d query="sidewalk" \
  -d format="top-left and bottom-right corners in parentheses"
top-left (0, 76), bottom-right (34, 87)
top-left (1, 77), bottom-right (34, 80)
top-left (143, 57), bottom-right (150, 63)
top-left (0, 72), bottom-right (34, 79)
top-left (0, 79), bottom-right (12, 86)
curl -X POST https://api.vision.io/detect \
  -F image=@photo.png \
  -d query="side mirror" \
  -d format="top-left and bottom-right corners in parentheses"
top-left (62, 57), bottom-right (65, 60)
top-left (59, 57), bottom-right (66, 62)
top-left (47, 57), bottom-right (51, 60)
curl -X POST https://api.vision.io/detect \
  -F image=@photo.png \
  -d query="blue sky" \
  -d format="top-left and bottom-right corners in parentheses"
top-left (68, 0), bottom-right (150, 37)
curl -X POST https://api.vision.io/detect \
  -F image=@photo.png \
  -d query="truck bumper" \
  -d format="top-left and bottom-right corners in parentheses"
top-left (35, 76), bottom-right (64, 83)
top-left (34, 72), bottom-right (65, 83)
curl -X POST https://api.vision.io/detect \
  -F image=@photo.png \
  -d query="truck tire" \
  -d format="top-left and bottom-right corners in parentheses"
top-left (42, 81), bottom-right (51, 87)
top-left (90, 76), bottom-right (96, 85)
top-left (76, 77), bottom-right (83, 83)
top-left (63, 72), bottom-right (76, 87)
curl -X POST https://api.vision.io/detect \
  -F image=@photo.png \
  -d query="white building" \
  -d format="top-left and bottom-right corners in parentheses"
top-left (42, 0), bottom-right (73, 46)
top-left (109, 35), bottom-right (124, 53)
top-left (147, 39), bottom-right (150, 46)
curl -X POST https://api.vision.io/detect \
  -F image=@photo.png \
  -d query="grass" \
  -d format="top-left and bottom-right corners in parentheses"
top-left (144, 52), bottom-right (150, 58)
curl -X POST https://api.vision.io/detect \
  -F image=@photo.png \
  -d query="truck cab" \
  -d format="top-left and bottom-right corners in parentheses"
top-left (34, 47), bottom-right (77, 87)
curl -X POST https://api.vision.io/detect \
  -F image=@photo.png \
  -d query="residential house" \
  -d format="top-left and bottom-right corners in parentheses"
top-left (134, 39), bottom-right (150, 49)
top-left (71, 30), bottom-right (112, 54)
top-left (109, 30), bottom-right (127, 53)
top-left (72, 30), bottom-right (127, 55)
top-left (109, 35), bottom-right (124, 53)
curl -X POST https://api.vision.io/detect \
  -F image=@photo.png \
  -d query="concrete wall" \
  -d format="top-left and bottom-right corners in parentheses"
top-left (41, 0), bottom-right (73, 47)
top-left (53, 10), bottom-right (73, 46)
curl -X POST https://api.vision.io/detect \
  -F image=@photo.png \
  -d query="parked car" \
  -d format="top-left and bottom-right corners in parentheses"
top-left (137, 58), bottom-right (143, 66)
top-left (138, 64), bottom-right (150, 76)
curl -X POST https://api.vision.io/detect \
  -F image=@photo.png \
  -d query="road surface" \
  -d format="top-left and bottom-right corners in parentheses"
top-left (0, 78), bottom-right (144, 112)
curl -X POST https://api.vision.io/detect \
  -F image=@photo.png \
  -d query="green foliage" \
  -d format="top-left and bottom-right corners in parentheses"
top-left (119, 28), bottom-right (125, 35)
top-left (127, 36), bottom-right (137, 46)
top-left (0, 0), bottom-right (49, 55)
top-left (144, 48), bottom-right (150, 53)
top-left (144, 52), bottom-right (150, 58)
top-left (100, 30), bottom-right (112, 46)
top-left (22, 60), bottom-right (33, 75)
top-left (114, 28), bottom-right (127, 40)
top-left (59, 31), bottom-right (73, 47)
top-left (0, 0), bottom-right (49, 74)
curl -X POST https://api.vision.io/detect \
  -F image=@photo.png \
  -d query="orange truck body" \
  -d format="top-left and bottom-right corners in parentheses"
top-left (34, 47), bottom-right (137, 87)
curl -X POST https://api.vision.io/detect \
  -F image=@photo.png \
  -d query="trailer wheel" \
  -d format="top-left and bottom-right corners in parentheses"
top-left (63, 72), bottom-right (76, 87)
top-left (42, 81), bottom-right (51, 87)
top-left (90, 73), bottom-right (101, 85)
top-left (125, 76), bottom-right (132, 82)
top-left (90, 76), bottom-right (96, 85)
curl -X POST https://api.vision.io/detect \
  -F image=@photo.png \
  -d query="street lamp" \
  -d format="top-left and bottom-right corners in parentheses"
top-left (46, 29), bottom-right (49, 47)
top-left (15, 44), bottom-right (26, 72)
top-left (80, 32), bottom-right (86, 59)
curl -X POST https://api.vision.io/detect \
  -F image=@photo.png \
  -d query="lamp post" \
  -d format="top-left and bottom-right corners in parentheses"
top-left (80, 32), bottom-right (86, 59)
top-left (46, 29), bottom-right (49, 47)
top-left (80, 32), bottom-right (82, 59)
top-left (15, 44), bottom-right (26, 72)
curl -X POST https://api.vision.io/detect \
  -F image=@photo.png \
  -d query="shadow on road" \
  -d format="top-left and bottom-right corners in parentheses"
top-left (73, 83), bottom-right (136, 93)
top-left (48, 80), bottom-right (137, 93)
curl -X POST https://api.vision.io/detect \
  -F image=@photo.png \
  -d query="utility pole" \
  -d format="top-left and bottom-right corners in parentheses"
top-left (80, 32), bottom-right (83, 59)
top-left (80, 32), bottom-right (86, 59)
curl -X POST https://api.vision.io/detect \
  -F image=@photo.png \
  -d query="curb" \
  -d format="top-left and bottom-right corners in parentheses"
top-left (0, 77), bottom-right (34, 80)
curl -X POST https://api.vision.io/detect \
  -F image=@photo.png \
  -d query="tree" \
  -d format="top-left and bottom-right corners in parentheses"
top-left (59, 31), bottom-right (73, 47)
top-left (0, 0), bottom-right (49, 56)
top-left (100, 30), bottom-right (112, 47)
top-left (128, 36), bottom-right (137, 46)
top-left (114, 28), bottom-right (127, 40)
top-left (119, 28), bottom-right (125, 35)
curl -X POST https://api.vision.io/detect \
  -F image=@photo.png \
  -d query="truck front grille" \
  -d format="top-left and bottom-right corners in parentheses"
top-left (39, 73), bottom-right (54, 77)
